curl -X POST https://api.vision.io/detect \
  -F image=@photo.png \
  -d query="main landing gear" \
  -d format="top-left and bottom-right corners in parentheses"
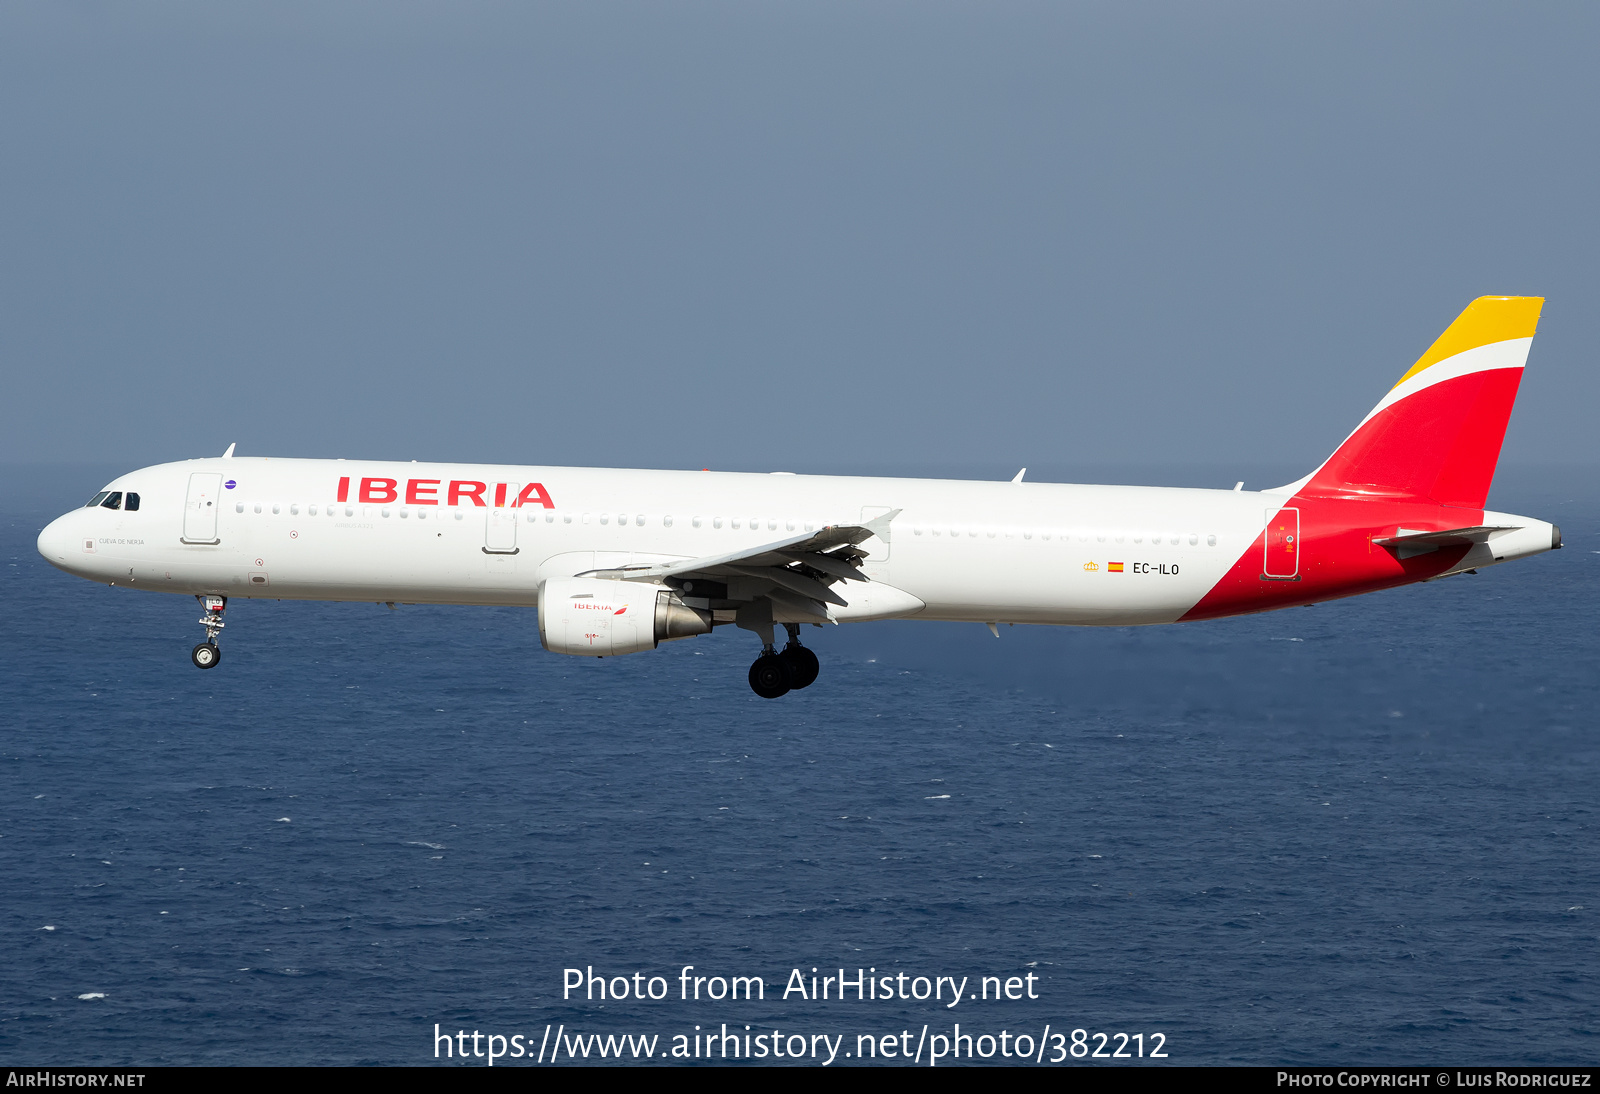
top-left (191, 594), bottom-right (226, 670)
top-left (747, 623), bottom-right (821, 699)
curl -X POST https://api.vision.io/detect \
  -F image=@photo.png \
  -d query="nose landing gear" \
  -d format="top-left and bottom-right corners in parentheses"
top-left (191, 594), bottom-right (226, 669)
top-left (747, 623), bottom-right (820, 698)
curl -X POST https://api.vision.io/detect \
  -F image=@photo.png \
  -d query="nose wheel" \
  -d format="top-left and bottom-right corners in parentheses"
top-left (191, 594), bottom-right (227, 669)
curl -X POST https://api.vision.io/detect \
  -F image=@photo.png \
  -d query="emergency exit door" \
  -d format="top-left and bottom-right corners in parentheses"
top-left (860, 505), bottom-right (893, 562)
top-left (181, 473), bottom-right (223, 544)
top-left (485, 487), bottom-right (519, 554)
top-left (1263, 507), bottom-right (1300, 579)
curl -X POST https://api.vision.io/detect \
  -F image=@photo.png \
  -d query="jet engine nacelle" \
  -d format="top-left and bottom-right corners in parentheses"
top-left (538, 577), bottom-right (713, 657)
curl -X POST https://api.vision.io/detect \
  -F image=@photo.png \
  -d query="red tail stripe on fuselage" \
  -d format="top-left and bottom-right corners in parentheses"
top-left (1180, 495), bottom-right (1475, 622)
top-left (1180, 365), bottom-right (1527, 622)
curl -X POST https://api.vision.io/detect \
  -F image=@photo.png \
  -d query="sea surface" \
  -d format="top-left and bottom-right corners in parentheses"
top-left (2, 465), bottom-right (1596, 1066)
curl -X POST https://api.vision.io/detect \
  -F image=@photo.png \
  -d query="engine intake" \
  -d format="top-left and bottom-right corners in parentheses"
top-left (538, 577), bottom-right (712, 657)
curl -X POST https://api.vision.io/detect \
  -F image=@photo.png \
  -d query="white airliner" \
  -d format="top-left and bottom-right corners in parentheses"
top-left (37, 297), bottom-right (1561, 697)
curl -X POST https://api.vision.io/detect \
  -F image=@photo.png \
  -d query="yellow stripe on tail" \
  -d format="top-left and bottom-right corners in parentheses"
top-left (1392, 296), bottom-right (1543, 389)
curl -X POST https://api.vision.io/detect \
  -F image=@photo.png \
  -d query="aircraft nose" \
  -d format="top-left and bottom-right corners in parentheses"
top-left (37, 512), bottom-right (82, 571)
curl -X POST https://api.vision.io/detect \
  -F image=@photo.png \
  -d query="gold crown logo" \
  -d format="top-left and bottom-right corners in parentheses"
top-left (1083, 560), bottom-right (1099, 572)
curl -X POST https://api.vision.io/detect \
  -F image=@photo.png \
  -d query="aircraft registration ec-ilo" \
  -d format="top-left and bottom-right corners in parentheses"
top-left (38, 297), bottom-right (1561, 698)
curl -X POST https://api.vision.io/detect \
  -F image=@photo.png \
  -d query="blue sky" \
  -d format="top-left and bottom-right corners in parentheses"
top-left (2, 2), bottom-right (1596, 479)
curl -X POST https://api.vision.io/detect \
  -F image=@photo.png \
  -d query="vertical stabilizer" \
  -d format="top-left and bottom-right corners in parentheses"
top-left (1298, 296), bottom-right (1542, 508)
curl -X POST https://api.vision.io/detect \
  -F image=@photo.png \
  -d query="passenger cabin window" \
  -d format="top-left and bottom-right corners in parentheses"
top-left (87, 491), bottom-right (110, 508)
top-left (100, 492), bottom-right (123, 510)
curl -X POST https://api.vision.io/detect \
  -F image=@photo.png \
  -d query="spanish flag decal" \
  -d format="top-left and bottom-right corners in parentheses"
top-left (1108, 562), bottom-right (1124, 572)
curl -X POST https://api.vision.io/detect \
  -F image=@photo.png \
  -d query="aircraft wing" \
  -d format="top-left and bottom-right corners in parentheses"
top-left (576, 510), bottom-right (899, 620)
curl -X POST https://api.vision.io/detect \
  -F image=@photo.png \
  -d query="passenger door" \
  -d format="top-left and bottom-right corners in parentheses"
top-left (1263, 507), bottom-right (1300, 579)
top-left (182, 473), bottom-right (223, 544)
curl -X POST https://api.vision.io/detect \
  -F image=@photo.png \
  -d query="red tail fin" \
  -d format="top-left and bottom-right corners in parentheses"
top-left (1300, 296), bottom-right (1542, 508)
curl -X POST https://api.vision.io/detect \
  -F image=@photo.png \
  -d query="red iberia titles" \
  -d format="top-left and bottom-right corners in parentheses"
top-left (336, 476), bottom-right (554, 508)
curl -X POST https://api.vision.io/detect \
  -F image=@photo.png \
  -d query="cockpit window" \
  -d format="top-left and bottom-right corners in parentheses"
top-left (124, 492), bottom-right (141, 512)
top-left (87, 491), bottom-right (110, 508)
top-left (100, 492), bottom-right (123, 510)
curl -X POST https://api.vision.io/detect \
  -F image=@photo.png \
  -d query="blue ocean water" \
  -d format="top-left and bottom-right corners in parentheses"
top-left (2, 467), bottom-right (1596, 1066)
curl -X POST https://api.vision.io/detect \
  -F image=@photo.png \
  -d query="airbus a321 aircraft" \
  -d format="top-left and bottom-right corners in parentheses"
top-left (38, 296), bottom-right (1561, 697)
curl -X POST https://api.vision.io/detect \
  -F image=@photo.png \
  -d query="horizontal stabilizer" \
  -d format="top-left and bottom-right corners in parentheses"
top-left (1374, 524), bottom-right (1519, 559)
top-left (1373, 525), bottom-right (1518, 548)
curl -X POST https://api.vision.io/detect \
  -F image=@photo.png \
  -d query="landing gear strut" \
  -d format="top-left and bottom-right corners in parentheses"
top-left (191, 594), bottom-right (226, 670)
top-left (747, 624), bottom-right (820, 698)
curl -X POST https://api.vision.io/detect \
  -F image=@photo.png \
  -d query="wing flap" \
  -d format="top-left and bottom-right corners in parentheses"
top-left (725, 564), bottom-right (850, 607)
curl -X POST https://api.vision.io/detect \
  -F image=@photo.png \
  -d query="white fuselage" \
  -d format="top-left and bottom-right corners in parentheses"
top-left (38, 457), bottom-right (1273, 626)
